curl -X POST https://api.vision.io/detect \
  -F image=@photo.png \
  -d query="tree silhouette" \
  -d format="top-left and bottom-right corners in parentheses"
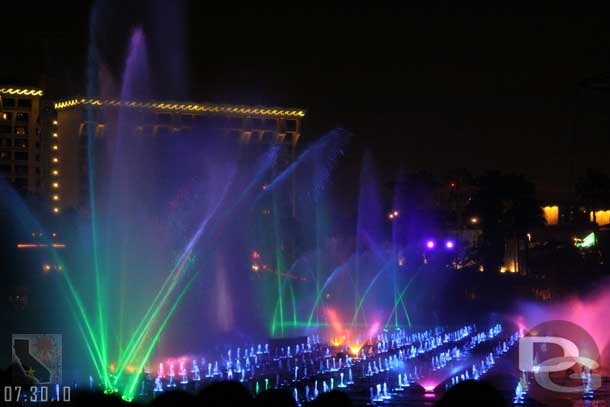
top-left (469, 172), bottom-right (544, 274)
top-left (575, 168), bottom-right (610, 224)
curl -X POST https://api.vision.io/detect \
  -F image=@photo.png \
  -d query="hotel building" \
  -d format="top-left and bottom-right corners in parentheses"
top-left (0, 87), bottom-right (45, 194)
top-left (52, 97), bottom-right (305, 213)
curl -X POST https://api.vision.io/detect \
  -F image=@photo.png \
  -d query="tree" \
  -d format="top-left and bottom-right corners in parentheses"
top-left (469, 172), bottom-right (544, 274)
top-left (575, 169), bottom-right (610, 224)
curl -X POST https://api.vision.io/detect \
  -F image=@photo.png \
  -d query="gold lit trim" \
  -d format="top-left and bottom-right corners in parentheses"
top-left (54, 98), bottom-right (306, 118)
top-left (0, 87), bottom-right (43, 96)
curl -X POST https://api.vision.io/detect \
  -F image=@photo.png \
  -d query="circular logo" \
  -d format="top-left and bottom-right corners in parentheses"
top-left (516, 320), bottom-right (601, 406)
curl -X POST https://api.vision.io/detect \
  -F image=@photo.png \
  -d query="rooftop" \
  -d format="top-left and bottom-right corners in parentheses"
top-left (0, 86), bottom-right (44, 97)
top-left (54, 97), bottom-right (305, 118)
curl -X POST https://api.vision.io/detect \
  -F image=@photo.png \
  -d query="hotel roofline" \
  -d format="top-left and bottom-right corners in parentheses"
top-left (0, 86), bottom-right (44, 97)
top-left (54, 97), bottom-right (306, 118)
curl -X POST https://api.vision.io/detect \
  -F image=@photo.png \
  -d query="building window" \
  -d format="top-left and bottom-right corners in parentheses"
top-left (17, 99), bottom-right (32, 109)
top-left (211, 116), bottom-right (226, 128)
top-left (15, 127), bottom-right (27, 136)
top-left (2, 98), bottom-right (15, 107)
top-left (0, 138), bottom-right (11, 146)
top-left (180, 115), bottom-right (192, 125)
top-left (14, 152), bottom-right (28, 161)
top-left (0, 124), bottom-right (11, 134)
top-left (229, 117), bottom-right (242, 129)
top-left (1, 112), bottom-right (11, 121)
top-left (286, 119), bottom-right (297, 131)
top-left (0, 151), bottom-right (10, 160)
top-left (16, 138), bottom-right (27, 149)
top-left (251, 118), bottom-right (263, 129)
top-left (156, 126), bottom-right (170, 136)
top-left (15, 112), bottom-right (29, 122)
top-left (262, 131), bottom-right (275, 143)
top-left (264, 119), bottom-right (277, 130)
top-left (14, 178), bottom-right (27, 189)
top-left (157, 113), bottom-right (172, 124)
top-left (142, 111), bottom-right (155, 124)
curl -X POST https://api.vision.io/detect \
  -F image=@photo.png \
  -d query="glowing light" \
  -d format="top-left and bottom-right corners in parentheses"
top-left (542, 205), bottom-right (559, 225)
top-left (349, 344), bottom-right (362, 356)
top-left (52, 182), bottom-right (59, 188)
top-left (450, 182), bottom-right (456, 189)
top-left (527, 233), bottom-right (532, 242)
top-left (500, 267), bottom-right (507, 273)
top-left (425, 240), bottom-right (436, 250)
top-left (590, 209), bottom-right (610, 226)
top-left (52, 145), bottom-right (59, 150)
top-left (251, 264), bottom-right (259, 272)
top-left (52, 195), bottom-right (59, 201)
top-left (251, 251), bottom-right (260, 259)
top-left (52, 120), bottom-right (58, 126)
top-left (52, 170), bottom-right (59, 175)
top-left (42, 264), bottom-right (51, 272)
top-left (445, 240), bottom-right (455, 249)
top-left (479, 264), bottom-right (484, 272)
top-left (470, 216), bottom-right (479, 224)
top-left (52, 132), bottom-right (58, 138)
top-left (1, 113), bottom-right (6, 120)
top-left (54, 97), bottom-right (306, 117)
top-left (576, 232), bottom-right (596, 249)
top-left (0, 87), bottom-right (43, 96)
top-left (52, 157), bottom-right (59, 163)
top-left (53, 207), bottom-right (60, 213)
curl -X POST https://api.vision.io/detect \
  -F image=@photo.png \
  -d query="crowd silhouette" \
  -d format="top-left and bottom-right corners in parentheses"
top-left (64, 380), bottom-right (506, 407)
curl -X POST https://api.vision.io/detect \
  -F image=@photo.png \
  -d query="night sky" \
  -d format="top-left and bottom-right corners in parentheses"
top-left (3, 3), bottom-right (610, 199)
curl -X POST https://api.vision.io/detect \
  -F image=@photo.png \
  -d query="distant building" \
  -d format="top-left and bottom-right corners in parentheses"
top-left (52, 97), bottom-right (305, 213)
top-left (0, 87), bottom-right (45, 194)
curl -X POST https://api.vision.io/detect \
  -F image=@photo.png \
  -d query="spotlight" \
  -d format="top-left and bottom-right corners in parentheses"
top-left (425, 240), bottom-right (436, 250)
top-left (445, 240), bottom-right (455, 250)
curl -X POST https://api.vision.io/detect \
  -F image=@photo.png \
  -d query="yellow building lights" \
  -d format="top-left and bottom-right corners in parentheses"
top-left (54, 98), bottom-right (306, 118)
top-left (52, 195), bottom-right (59, 201)
top-left (52, 182), bottom-right (59, 188)
top-left (542, 205), bottom-right (559, 225)
top-left (0, 87), bottom-right (43, 96)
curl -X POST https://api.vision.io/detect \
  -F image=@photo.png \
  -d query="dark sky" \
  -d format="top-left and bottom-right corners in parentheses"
top-left (3, 2), bottom-right (610, 199)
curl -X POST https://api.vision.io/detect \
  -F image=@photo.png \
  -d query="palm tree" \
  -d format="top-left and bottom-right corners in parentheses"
top-left (575, 169), bottom-right (610, 225)
top-left (469, 172), bottom-right (544, 274)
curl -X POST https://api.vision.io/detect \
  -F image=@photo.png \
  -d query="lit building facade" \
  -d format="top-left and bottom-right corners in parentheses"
top-left (53, 98), bottom-right (305, 212)
top-left (0, 87), bottom-right (45, 194)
